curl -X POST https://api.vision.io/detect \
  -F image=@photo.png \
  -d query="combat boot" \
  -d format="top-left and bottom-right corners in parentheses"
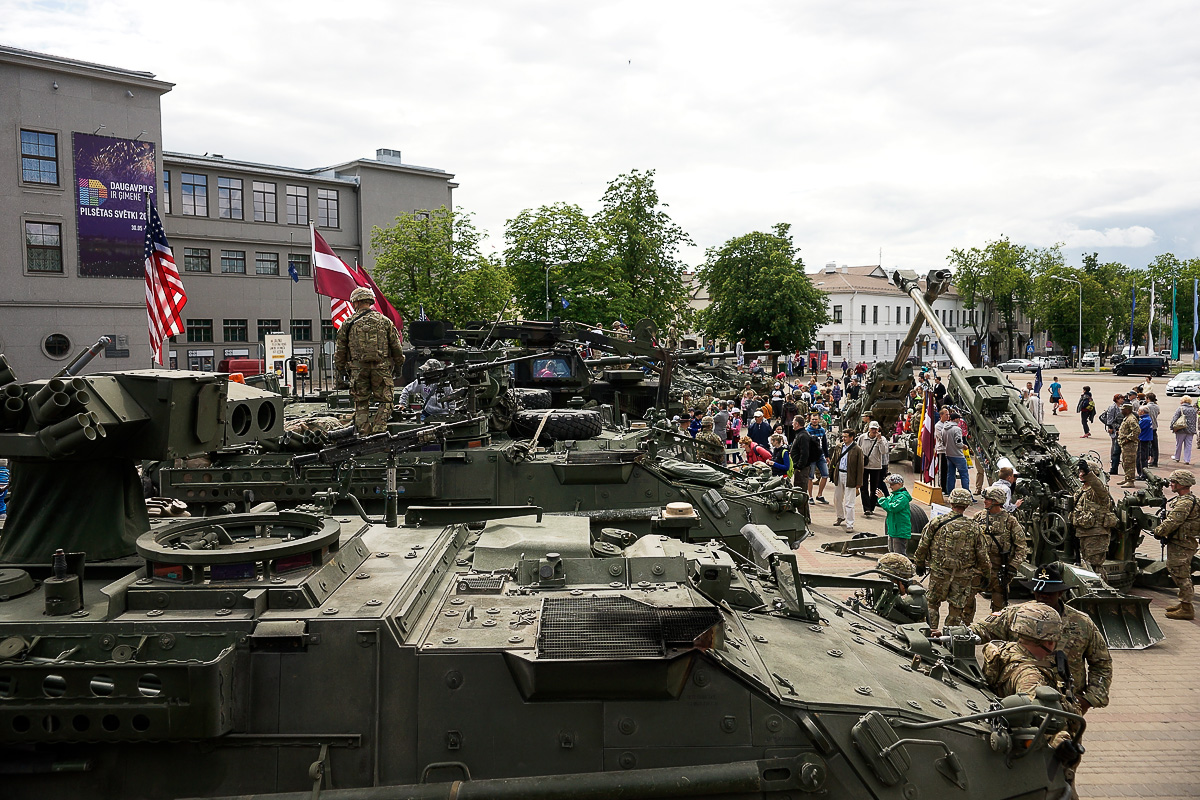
top-left (1165, 603), bottom-right (1195, 620)
top-left (1165, 602), bottom-right (1182, 613)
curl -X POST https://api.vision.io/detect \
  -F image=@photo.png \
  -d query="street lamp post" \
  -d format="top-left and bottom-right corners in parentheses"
top-left (544, 263), bottom-right (552, 321)
top-left (1051, 275), bottom-right (1084, 371)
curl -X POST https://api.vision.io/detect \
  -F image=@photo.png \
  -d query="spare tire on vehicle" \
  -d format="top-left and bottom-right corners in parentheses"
top-left (510, 387), bottom-right (552, 410)
top-left (512, 409), bottom-right (602, 442)
top-left (905, 504), bottom-right (929, 555)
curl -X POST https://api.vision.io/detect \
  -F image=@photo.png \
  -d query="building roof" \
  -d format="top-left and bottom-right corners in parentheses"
top-left (811, 264), bottom-right (961, 300)
top-left (0, 44), bottom-right (174, 92)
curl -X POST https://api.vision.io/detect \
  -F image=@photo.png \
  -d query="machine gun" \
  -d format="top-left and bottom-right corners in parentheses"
top-left (410, 350), bottom-right (558, 416)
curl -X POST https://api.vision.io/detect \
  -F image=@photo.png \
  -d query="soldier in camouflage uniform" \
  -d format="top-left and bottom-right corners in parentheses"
top-left (1068, 458), bottom-right (1115, 579)
top-left (334, 286), bottom-right (405, 435)
top-left (913, 488), bottom-right (990, 629)
top-left (1117, 403), bottom-right (1140, 486)
top-left (695, 416), bottom-right (725, 465)
top-left (972, 563), bottom-right (1112, 714)
top-left (1155, 469), bottom-right (1200, 620)
top-left (868, 553), bottom-right (927, 624)
top-left (972, 487), bottom-right (1028, 613)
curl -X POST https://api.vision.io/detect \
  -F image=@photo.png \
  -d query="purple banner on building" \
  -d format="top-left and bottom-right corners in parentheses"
top-left (72, 132), bottom-right (157, 278)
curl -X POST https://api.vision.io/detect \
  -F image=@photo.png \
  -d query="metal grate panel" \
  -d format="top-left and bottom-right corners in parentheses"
top-left (537, 596), bottom-right (719, 660)
top-left (456, 573), bottom-right (506, 593)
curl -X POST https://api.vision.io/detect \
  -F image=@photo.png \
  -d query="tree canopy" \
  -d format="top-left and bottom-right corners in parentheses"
top-left (696, 224), bottom-right (829, 352)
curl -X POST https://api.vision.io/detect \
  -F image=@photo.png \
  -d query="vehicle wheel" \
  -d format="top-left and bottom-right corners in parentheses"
top-left (905, 504), bottom-right (929, 554)
top-left (512, 409), bottom-right (603, 441)
top-left (509, 387), bottom-right (552, 410)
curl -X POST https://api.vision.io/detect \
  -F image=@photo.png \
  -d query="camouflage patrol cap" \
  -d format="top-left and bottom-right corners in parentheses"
top-left (1169, 469), bottom-right (1196, 486)
top-left (983, 487), bottom-right (1007, 504)
top-left (947, 488), bottom-right (974, 507)
top-left (877, 552), bottom-right (915, 579)
top-left (419, 358), bottom-right (443, 372)
top-left (349, 286), bottom-right (374, 304)
top-left (1011, 602), bottom-right (1063, 642)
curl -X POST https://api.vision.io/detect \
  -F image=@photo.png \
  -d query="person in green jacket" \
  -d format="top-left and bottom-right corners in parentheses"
top-left (875, 474), bottom-right (912, 555)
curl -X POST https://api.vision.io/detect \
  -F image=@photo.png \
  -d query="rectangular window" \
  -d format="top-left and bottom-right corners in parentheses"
top-left (187, 349), bottom-right (215, 371)
top-left (181, 173), bottom-right (208, 216)
top-left (286, 185), bottom-right (308, 225)
top-left (163, 170), bottom-right (171, 214)
top-left (257, 319), bottom-right (281, 341)
top-left (317, 188), bottom-right (339, 228)
top-left (223, 319), bottom-right (249, 342)
top-left (25, 222), bottom-right (63, 273)
top-left (291, 319), bottom-right (313, 341)
top-left (832, 305), bottom-right (842, 324)
top-left (896, 339), bottom-right (901, 353)
top-left (860, 340), bottom-right (866, 356)
top-left (20, 130), bottom-right (58, 184)
top-left (186, 319), bottom-right (213, 343)
top-left (221, 250), bottom-right (246, 274)
top-left (816, 340), bottom-right (825, 352)
top-left (288, 253), bottom-right (311, 277)
top-left (872, 306), bottom-right (878, 324)
top-left (896, 306), bottom-right (901, 325)
top-left (321, 319), bottom-right (337, 341)
top-left (906, 306), bottom-right (912, 324)
top-left (253, 181), bottom-right (277, 222)
top-left (255, 252), bottom-right (279, 275)
top-left (833, 341), bottom-right (842, 356)
top-left (861, 306), bottom-right (867, 324)
top-left (218, 177), bottom-right (244, 220)
top-left (872, 340), bottom-right (878, 356)
top-left (183, 247), bottom-right (211, 273)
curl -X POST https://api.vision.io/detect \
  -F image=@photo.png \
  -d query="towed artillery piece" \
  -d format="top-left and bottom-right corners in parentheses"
top-left (832, 270), bottom-right (1164, 649)
top-left (0, 368), bottom-right (1078, 798)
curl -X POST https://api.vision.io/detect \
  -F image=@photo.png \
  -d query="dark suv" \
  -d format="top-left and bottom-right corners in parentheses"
top-left (1113, 356), bottom-right (1168, 377)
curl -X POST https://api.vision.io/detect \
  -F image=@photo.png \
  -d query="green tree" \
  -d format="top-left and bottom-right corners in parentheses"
top-left (503, 202), bottom-right (623, 324)
top-left (371, 206), bottom-right (513, 325)
top-left (1029, 251), bottom-right (1120, 357)
top-left (947, 236), bottom-right (1037, 360)
top-left (695, 224), bottom-right (829, 352)
top-left (594, 169), bottom-right (692, 329)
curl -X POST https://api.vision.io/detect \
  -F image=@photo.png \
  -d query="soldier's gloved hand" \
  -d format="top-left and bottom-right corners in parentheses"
top-left (1053, 739), bottom-right (1084, 768)
top-left (335, 379), bottom-right (350, 390)
top-left (915, 566), bottom-right (928, 578)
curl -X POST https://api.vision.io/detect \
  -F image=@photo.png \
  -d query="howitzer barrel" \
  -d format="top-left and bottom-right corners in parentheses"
top-left (891, 269), bottom-right (973, 370)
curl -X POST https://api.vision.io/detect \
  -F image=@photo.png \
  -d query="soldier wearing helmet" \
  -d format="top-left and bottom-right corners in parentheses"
top-left (972, 487), bottom-right (1028, 614)
top-left (397, 358), bottom-right (450, 420)
top-left (864, 552), bottom-right (927, 624)
top-left (1156, 469), bottom-right (1200, 620)
top-left (333, 285), bottom-right (404, 434)
top-left (695, 415), bottom-right (725, 465)
top-left (912, 488), bottom-right (990, 630)
top-left (1069, 457), bottom-right (1116, 579)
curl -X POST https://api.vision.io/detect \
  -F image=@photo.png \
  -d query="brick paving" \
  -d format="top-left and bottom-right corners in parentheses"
top-left (793, 371), bottom-right (1200, 798)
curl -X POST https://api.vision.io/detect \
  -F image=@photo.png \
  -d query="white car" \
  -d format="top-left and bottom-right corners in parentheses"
top-left (1080, 352), bottom-right (1101, 367)
top-left (1166, 371), bottom-right (1200, 397)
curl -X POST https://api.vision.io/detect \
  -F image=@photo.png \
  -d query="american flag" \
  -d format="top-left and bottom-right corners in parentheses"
top-left (330, 298), bottom-right (353, 328)
top-left (143, 196), bottom-right (187, 365)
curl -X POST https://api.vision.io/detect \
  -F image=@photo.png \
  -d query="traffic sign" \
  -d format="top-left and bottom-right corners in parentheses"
top-left (1026, 342), bottom-right (1035, 355)
top-left (1072, 345), bottom-right (1078, 352)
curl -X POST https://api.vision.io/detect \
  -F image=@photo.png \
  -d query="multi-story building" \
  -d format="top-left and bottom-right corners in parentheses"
top-left (1, 45), bottom-right (456, 379)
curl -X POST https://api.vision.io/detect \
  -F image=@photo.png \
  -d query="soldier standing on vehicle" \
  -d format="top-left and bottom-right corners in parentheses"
top-left (913, 488), bottom-right (991, 629)
top-left (1117, 403), bottom-right (1140, 487)
top-left (1068, 459), bottom-right (1116, 579)
top-left (1155, 470), bottom-right (1200, 620)
top-left (695, 416), bottom-right (725, 465)
top-left (334, 286), bottom-right (405, 435)
top-left (972, 488), bottom-right (1028, 614)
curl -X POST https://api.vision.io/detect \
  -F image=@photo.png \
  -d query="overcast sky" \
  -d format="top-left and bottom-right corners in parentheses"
top-left (6, 0), bottom-right (1198, 273)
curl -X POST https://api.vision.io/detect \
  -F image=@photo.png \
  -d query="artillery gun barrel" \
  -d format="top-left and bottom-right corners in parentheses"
top-left (891, 269), bottom-right (973, 370)
top-left (54, 336), bottom-right (111, 378)
top-left (889, 270), bottom-right (951, 377)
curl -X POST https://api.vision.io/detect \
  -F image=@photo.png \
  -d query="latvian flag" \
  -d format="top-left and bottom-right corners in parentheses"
top-left (311, 224), bottom-right (402, 331)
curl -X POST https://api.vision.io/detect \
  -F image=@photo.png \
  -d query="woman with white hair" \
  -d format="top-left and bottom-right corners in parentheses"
top-left (874, 474), bottom-right (913, 555)
top-left (1170, 396), bottom-right (1198, 464)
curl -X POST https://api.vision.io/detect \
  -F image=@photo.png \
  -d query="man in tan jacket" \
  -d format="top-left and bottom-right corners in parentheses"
top-left (829, 428), bottom-right (864, 534)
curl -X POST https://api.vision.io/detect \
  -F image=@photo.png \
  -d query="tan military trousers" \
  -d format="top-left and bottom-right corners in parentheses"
top-left (1167, 540), bottom-right (1198, 603)
top-left (1076, 528), bottom-right (1110, 579)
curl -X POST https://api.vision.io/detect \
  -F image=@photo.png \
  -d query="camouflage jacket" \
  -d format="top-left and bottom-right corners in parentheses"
top-left (972, 509), bottom-right (1028, 567)
top-left (334, 310), bottom-right (404, 373)
top-left (970, 600), bottom-right (1112, 708)
top-left (1117, 413), bottom-right (1140, 446)
top-left (695, 430), bottom-right (725, 463)
top-left (912, 513), bottom-right (990, 582)
top-left (1070, 470), bottom-right (1114, 529)
top-left (1157, 493), bottom-right (1200, 548)
top-left (982, 640), bottom-right (1057, 699)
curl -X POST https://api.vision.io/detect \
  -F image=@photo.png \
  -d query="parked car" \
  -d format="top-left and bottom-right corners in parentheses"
top-left (1035, 355), bottom-right (1068, 369)
top-left (1113, 356), bottom-right (1169, 377)
top-left (1165, 371), bottom-right (1200, 397)
top-left (1109, 353), bottom-right (1127, 366)
top-left (1081, 352), bottom-right (1101, 367)
top-left (1158, 350), bottom-right (1174, 361)
top-left (997, 358), bottom-right (1039, 373)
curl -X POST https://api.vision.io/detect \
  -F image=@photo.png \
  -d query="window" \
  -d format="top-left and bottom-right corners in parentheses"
top-left (860, 340), bottom-right (866, 356)
top-left (163, 170), bottom-right (171, 214)
top-left (291, 319), bottom-right (313, 341)
top-left (896, 306), bottom-right (901, 325)
top-left (218, 177), bottom-right (243, 220)
top-left (833, 341), bottom-right (842, 356)
top-left (832, 305), bottom-right (842, 324)
top-left (187, 350), bottom-right (215, 371)
top-left (288, 253), bottom-right (311, 277)
top-left (20, 130), bottom-right (58, 184)
top-left (286, 185), bottom-right (308, 225)
top-left (43, 333), bottom-right (71, 358)
top-left (25, 222), bottom-right (63, 272)
top-left (317, 188), bottom-right (339, 228)
top-left (221, 250), bottom-right (246, 274)
top-left (872, 340), bottom-right (878, 356)
top-left (181, 173), bottom-right (208, 216)
top-left (255, 252), bottom-right (279, 275)
top-left (873, 306), bottom-right (879, 324)
top-left (186, 319), bottom-right (214, 343)
top-left (253, 181), bottom-right (276, 222)
top-left (183, 247), bottom-right (211, 272)
top-left (321, 319), bottom-right (337, 341)
top-left (906, 306), bottom-right (912, 324)
top-left (861, 306), bottom-right (867, 324)
top-left (257, 319), bottom-right (281, 341)
top-left (816, 340), bottom-right (825, 351)
top-left (896, 339), bottom-right (901, 353)
top-left (223, 319), bottom-right (248, 342)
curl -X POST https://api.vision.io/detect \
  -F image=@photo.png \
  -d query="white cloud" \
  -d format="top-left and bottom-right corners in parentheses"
top-left (1060, 226), bottom-right (1158, 249)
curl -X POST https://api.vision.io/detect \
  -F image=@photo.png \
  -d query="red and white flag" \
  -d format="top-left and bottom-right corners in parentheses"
top-left (310, 224), bottom-right (402, 331)
top-left (144, 196), bottom-right (186, 365)
top-left (330, 298), bottom-right (353, 329)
